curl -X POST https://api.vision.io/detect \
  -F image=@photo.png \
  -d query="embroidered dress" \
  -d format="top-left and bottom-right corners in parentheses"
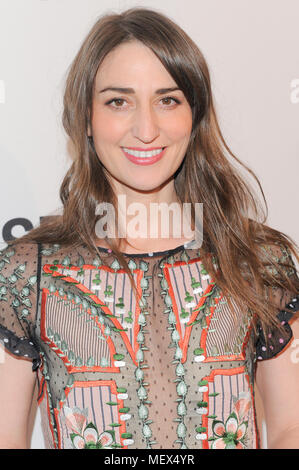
top-left (0, 240), bottom-right (298, 449)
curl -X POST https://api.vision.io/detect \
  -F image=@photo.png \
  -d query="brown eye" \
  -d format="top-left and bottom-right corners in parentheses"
top-left (112, 99), bottom-right (125, 107)
top-left (105, 98), bottom-right (126, 108)
top-left (161, 96), bottom-right (180, 106)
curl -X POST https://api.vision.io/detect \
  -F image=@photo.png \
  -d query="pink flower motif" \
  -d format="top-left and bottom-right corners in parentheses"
top-left (211, 391), bottom-right (251, 449)
top-left (63, 406), bottom-right (114, 449)
top-left (63, 406), bottom-right (88, 435)
top-left (233, 391), bottom-right (251, 422)
top-left (84, 426), bottom-right (98, 444)
top-left (212, 437), bottom-right (226, 449)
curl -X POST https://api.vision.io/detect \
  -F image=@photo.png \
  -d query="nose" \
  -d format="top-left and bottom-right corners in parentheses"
top-left (131, 102), bottom-right (160, 144)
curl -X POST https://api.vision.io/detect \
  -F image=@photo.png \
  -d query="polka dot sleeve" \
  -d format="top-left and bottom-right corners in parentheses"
top-left (255, 243), bottom-right (299, 361)
top-left (255, 295), bottom-right (299, 360)
top-left (0, 241), bottom-right (41, 371)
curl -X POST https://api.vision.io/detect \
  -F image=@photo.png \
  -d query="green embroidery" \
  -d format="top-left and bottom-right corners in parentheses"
top-left (160, 253), bottom-right (189, 449)
top-left (211, 412), bottom-right (248, 449)
top-left (208, 390), bottom-right (251, 449)
top-left (0, 248), bottom-right (37, 324)
top-left (40, 244), bottom-right (60, 256)
top-left (92, 272), bottom-right (102, 288)
top-left (134, 259), bottom-right (156, 449)
top-left (64, 407), bottom-right (116, 449)
top-left (124, 310), bottom-right (133, 325)
top-left (104, 285), bottom-right (114, 303)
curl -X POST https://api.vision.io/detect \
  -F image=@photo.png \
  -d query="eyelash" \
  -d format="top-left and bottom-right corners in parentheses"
top-left (105, 96), bottom-right (181, 109)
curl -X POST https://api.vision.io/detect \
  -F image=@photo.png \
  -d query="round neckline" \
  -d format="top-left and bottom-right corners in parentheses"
top-left (96, 238), bottom-right (197, 258)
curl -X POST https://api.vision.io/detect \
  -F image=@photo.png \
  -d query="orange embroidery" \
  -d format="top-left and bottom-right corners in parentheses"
top-left (37, 376), bottom-right (45, 406)
top-left (201, 366), bottom-right (246, 449)
top-left (41, 288), bottom-right (119, 373)
top-left (200, 296), bottom-right (250, 363)
top-left (244, 372), bottom-right (259, 449)
top-left (43, 264), bottom-right (145, 366)
top-left (163, 258), bottom-right (215, 363)
top-left (54, 380), bottom-right (128, 449)
top-left (41, 375), bottom-right (58, 449)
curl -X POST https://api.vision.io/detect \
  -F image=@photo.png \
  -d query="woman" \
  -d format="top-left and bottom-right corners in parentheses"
top-left (0, 7), bottom-right (299, 449)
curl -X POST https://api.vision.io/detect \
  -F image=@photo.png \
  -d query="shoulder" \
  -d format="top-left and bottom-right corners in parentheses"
top-left (0, 240), bottom-right (40, 279)
top-left (0, 241), bottom-right (41, 315)
top-left (250, 220), bottom-right (297, 274)
top-left (36, 241), bottom-right (106, 274)
top-left (0, 240), bottom-right (90, 283)
top-left (258, 241), bottom-right (293, 260)
top-left (0, 241), bottom-right (42, 366)
top-left (256, 241), bottom-right (297, 279)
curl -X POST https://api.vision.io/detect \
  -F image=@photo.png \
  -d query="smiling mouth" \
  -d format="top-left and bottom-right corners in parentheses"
top-left (121, 146), bottom-right (167, 165)
top-left (122, 147), bottom-right (166, 158)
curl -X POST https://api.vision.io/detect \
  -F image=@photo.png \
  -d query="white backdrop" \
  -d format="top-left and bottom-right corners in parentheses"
top-left (0, 0), bottom-right (298, 449)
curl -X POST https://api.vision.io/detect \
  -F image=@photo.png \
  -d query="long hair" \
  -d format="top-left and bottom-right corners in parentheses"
top-left (11, 6), bottom-right (299, 336)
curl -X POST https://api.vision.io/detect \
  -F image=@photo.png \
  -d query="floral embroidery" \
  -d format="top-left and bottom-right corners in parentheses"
top-left (210, 391), bottom-right (251, 449)
top-left (0, 241), bottom-right (297, 449)
top-left (64, 406), bottom-right (114, 449)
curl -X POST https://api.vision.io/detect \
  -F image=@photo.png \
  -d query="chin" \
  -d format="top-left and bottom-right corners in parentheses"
top-left (127, 181), bottom-right (165, 192)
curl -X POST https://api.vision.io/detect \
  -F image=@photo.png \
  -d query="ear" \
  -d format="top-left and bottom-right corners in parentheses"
top-left (87, 122), bottom-right (92, 137)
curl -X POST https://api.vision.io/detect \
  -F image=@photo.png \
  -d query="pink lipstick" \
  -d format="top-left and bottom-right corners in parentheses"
top-left (121, 147), bottom-right (166, 166)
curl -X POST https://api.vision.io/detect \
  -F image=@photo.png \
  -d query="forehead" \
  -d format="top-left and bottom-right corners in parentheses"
top-left (95, 41), bottom-right (176, 85)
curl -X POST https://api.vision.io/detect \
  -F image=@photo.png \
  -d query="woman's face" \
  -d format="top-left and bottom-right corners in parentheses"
top-left (89, 40), bottom-right (193, 193)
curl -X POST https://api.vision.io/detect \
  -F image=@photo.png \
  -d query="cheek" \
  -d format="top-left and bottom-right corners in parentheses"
top-left (165, 110), bottom-right (193, 140)
top-left (92, 110), bottom-right (126, 144)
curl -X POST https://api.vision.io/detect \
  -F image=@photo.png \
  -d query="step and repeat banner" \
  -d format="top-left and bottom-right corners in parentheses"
top-left (0, 0), bottom-right (298, 449)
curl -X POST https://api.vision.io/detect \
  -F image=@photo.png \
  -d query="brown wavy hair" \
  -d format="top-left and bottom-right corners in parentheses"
top-left (12, 6), bottom-right (299, 337)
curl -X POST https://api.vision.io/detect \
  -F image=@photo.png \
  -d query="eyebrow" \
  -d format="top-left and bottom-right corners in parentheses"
top-left (99, 86), bottom-right (182, 94)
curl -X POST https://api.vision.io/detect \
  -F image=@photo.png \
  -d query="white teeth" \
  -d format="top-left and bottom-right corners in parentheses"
top-left (123, 147), bottom-right (164, 158)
